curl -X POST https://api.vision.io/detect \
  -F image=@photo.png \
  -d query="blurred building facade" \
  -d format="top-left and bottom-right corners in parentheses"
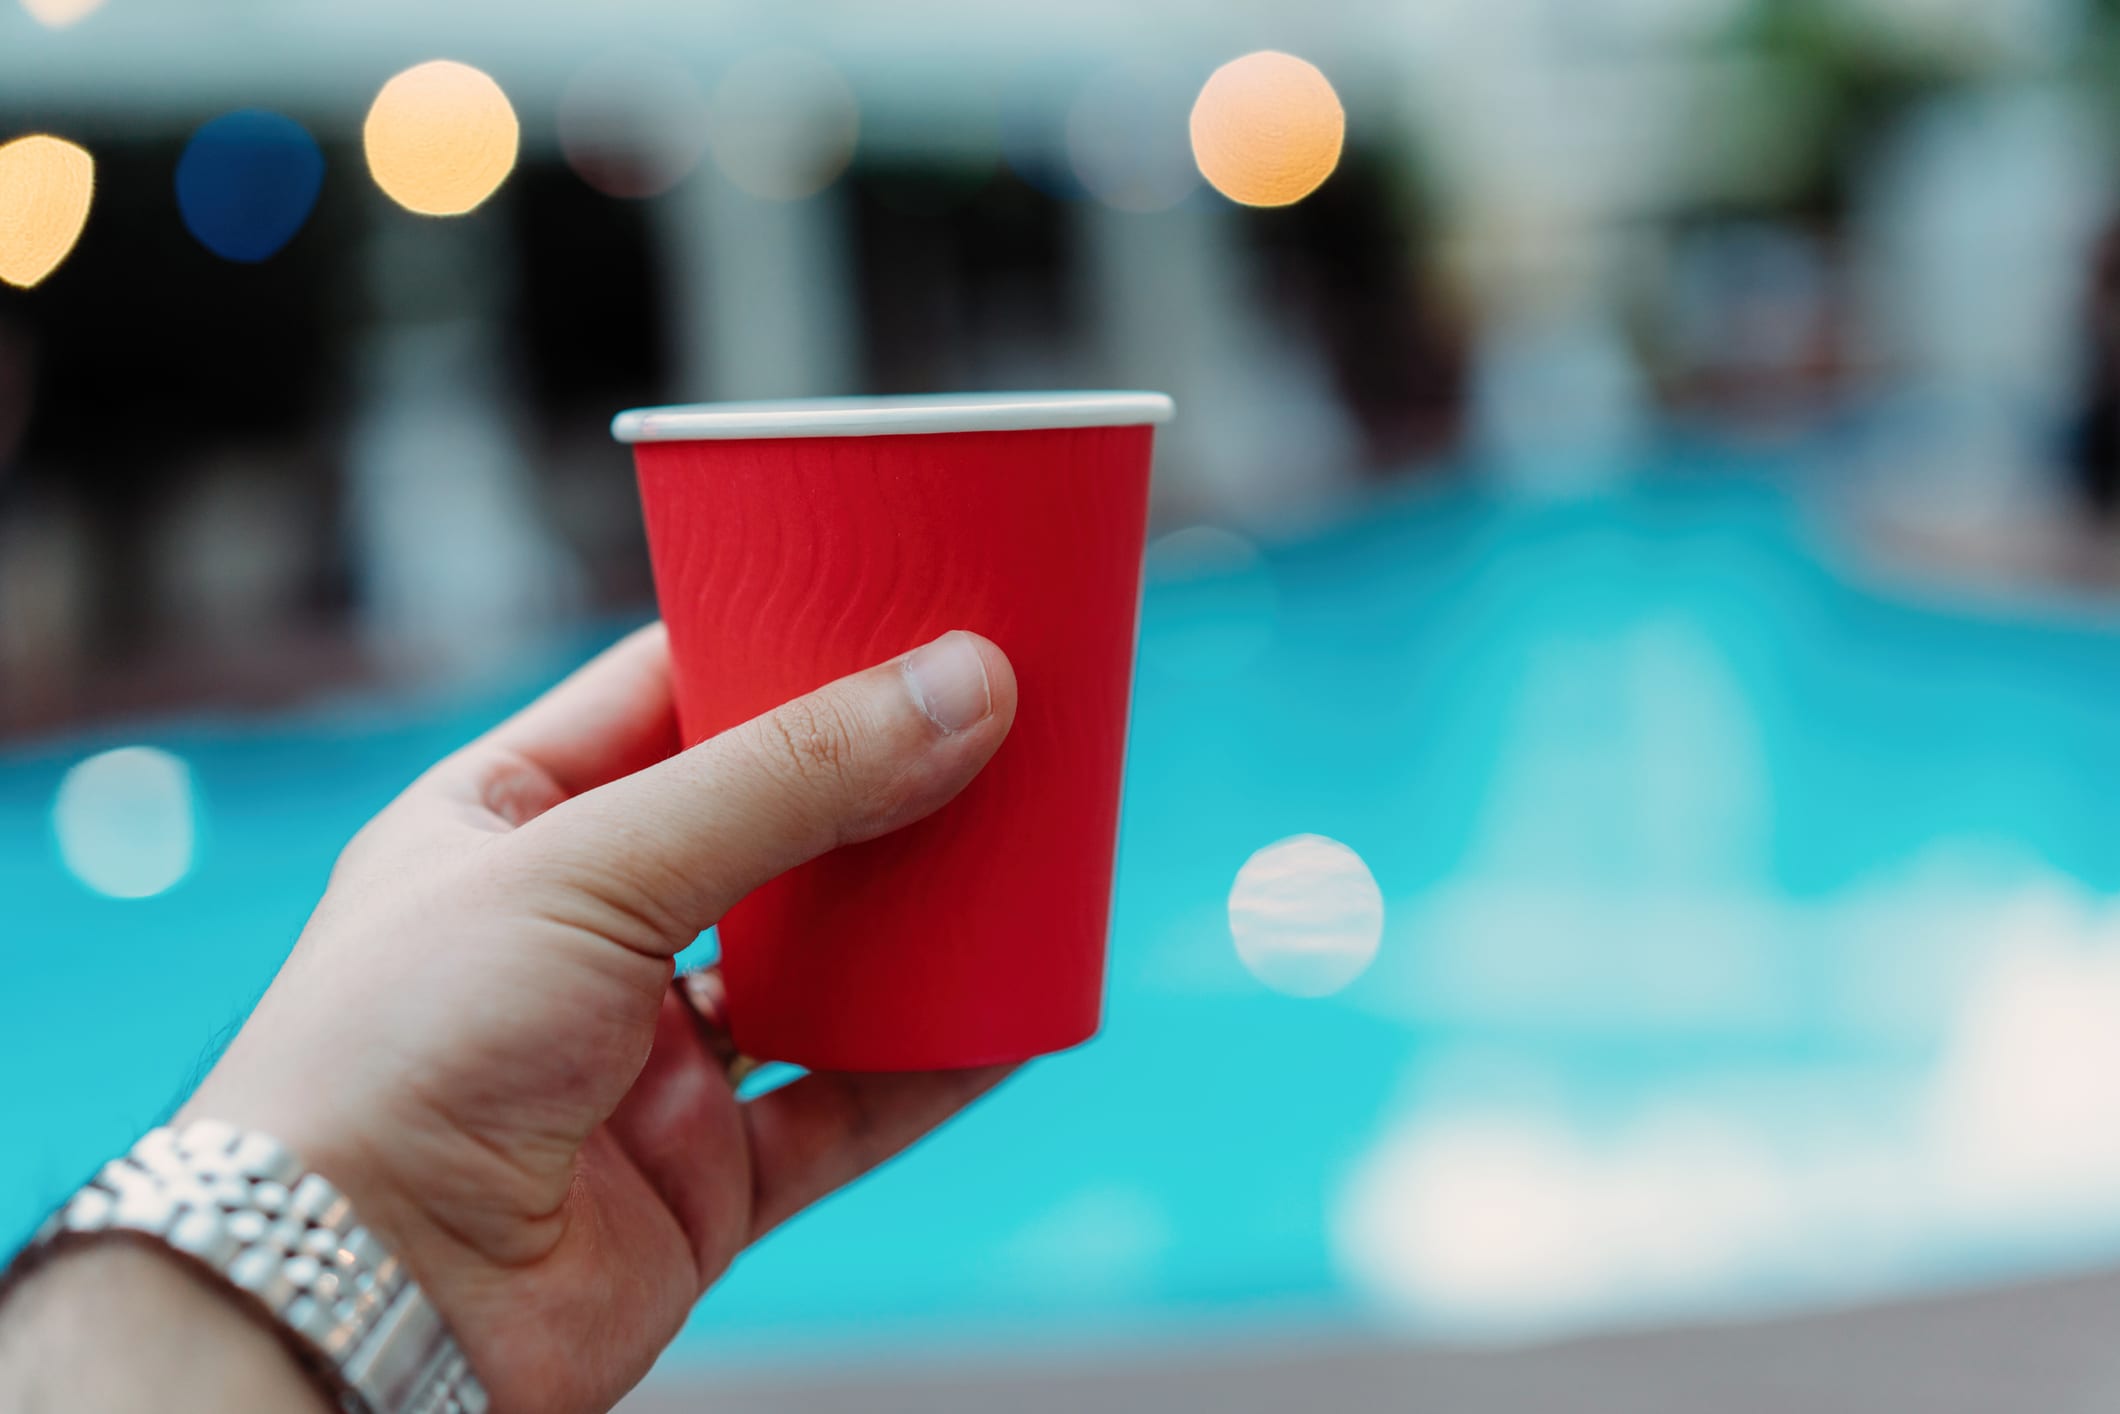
top-left (3, 0), bottom-right (2118, 734)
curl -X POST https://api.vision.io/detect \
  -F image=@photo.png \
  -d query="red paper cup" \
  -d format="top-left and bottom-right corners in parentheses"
top-left (615, 392), bottom-right (1174, 1071)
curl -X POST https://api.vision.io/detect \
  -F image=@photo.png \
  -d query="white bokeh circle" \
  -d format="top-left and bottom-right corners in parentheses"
top-left (1228, 833), bottom-right (1384, 997)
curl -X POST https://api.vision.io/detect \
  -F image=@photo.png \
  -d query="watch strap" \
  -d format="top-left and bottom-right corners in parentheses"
top-left (10, 1119), bottom-right (486, 1414)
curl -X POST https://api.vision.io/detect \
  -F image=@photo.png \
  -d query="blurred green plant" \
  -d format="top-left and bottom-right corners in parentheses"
top-left (2082, 0), bottom-right (2120, 143)
top-left (1713, 0), bottom-right (1985, 218)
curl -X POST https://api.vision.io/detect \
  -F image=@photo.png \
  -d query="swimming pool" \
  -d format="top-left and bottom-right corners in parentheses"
top-left (10, 469), bottom-right (2120, 1367)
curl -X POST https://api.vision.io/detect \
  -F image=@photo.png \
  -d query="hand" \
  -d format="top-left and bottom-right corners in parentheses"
top-left (179, 625), bottom-right (1021, 1414)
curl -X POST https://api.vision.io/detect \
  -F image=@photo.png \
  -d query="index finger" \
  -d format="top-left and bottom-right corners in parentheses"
top-left (478, 622), bottom-right (680, 798)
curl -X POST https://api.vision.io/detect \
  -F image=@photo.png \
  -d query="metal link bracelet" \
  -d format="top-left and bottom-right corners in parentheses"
top-left (4, 1119), bottom-right (487, 1414)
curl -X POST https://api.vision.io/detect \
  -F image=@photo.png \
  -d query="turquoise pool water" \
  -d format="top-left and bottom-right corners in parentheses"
top-left (10, 470), bottom-right (2120, 1363)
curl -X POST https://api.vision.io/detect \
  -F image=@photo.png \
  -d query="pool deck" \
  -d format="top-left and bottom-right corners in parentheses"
top-left (623, 1266), bottom-right (2120, 1412)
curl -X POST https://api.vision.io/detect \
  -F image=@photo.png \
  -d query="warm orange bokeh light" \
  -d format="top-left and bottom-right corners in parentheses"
top-left (0, 134), bottom-right (94, 289)
top-left (20, 0), bottom-right (106, 28)
top-left (1189, 52), bottom-right (1345, 209)
top-left (364, 60), bottom-right (520, 217)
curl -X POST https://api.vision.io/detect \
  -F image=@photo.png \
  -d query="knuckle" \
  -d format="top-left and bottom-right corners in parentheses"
top-left (469, 746), bottom-right (568, 828)
top-left (760, 695), bottom-right (862, 792)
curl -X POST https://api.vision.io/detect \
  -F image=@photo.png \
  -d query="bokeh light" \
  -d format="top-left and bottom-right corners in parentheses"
top-left (1189, 51), bottom-right (1344, 209)
top-left (364, 60), bottom-right (519, 217)
top-left (1066, 61), bottom-right (1200, 213)
top-left (0, 133), bottom-right (94, 289)
top-left (707, 49), bottom-right (859, 202)
top-left (19, 0), bottom-right (104, 27)
top-left (1228, 834), bottom-right (1385, 997)
top-left (1142, 526), bottom-right (1278, 680)
top-left (175, 110), bottom-right (325, 263)
top-left (558, 49), bottom-right (712, 200)
top-left (1335, 1109), bottom-right (1789, 1323)
top-left (52, 747), bottom-right (199, 899)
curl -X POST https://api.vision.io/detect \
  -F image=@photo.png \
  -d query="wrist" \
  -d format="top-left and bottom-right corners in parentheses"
top-left (180, 1068), bottom-right (430, 1299)
top-left (0, 1243), bottom-right (329, 1412)
top-left (10, 1119), bottom-right (489, 1414)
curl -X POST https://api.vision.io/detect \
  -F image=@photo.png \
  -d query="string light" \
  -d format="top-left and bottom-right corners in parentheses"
top-left (0, 134), bottom-right (94, 289)
top-left (1190, 52), bottom-right (1345, 208)
top-left (20, 0), bottom-right (105, 28)
top-left (176, 111), bottom-right (325, 263)
top-left (364, 60), bottom-right (519, 217)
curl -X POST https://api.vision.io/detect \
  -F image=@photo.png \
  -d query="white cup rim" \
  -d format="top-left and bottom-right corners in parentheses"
top-left (612, 391), bottom-right (1175, 443)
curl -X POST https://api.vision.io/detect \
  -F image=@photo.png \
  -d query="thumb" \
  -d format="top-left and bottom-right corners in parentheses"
top-left (507, 631), bottom-right (1018, 952)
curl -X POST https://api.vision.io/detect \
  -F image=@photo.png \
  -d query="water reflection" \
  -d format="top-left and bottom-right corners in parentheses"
top-left (52, 747), bottom-right (199, 900)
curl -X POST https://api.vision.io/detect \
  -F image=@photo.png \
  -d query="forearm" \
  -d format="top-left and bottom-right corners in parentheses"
top-left (0, 1244), bottom-right (327, 1413)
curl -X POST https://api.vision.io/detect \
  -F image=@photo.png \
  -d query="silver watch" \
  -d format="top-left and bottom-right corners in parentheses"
top-left (11, 1119), bottom-right (487, 1414)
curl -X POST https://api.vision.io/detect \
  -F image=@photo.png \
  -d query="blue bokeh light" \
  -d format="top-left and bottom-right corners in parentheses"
top-left (174, 110), bottom-right (325, 264)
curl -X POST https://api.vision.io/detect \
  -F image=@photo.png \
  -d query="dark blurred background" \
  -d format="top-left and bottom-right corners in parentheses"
top-left (20, 1), bottom-right (2120, 1409)
top-left (0, 6), bottom-right (1474, 730)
